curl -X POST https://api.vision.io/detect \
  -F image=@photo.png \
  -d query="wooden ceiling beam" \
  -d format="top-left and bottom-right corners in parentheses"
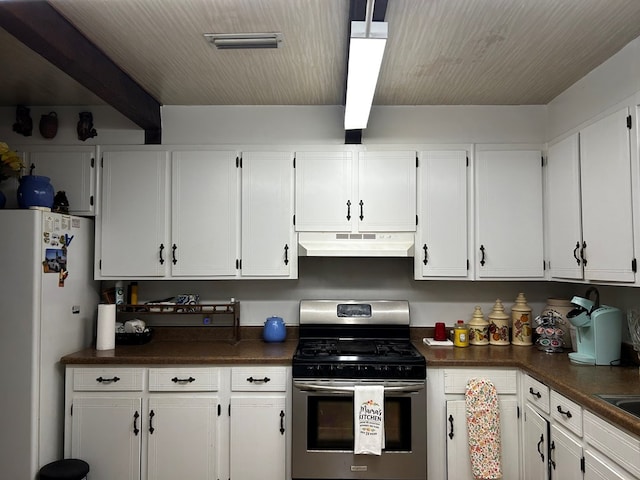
top-left (0, 1), bottom-right (162, 144)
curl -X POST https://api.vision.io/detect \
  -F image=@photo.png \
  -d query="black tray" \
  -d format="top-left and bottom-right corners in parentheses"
top-left (116, 329), bottom-right (153, 345)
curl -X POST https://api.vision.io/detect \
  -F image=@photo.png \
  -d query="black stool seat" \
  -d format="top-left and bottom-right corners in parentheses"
top-left (39, 459), bottom-right (90, 480)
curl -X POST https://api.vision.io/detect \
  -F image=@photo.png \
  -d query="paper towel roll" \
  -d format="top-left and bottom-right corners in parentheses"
top-left (96, 304), bottom-right (116, 350)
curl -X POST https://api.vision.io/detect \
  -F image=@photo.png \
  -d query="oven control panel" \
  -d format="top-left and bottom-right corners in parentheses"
top-left (292, 363), bottom-right (426, 380)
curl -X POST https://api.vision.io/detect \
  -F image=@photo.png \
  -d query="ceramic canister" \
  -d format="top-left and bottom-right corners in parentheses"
top-left (511, 292), bottom-right (533, 346)
top-left (488, 299), bottom-right (510, 345)
top-left (468, 305), bottom-right (489, 346)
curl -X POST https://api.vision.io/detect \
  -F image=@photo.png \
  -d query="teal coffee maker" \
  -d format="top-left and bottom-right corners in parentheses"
top-left (567, 287), bottom-right (623, 365)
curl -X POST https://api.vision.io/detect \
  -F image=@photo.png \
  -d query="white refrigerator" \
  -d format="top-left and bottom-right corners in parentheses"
top-left (0, 210), bottom-right (99, 479)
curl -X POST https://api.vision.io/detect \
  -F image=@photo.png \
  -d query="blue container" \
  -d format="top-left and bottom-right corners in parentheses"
top-left (263, 316), bottom-right (286, 343)
top-left (17, 175), bottom-right (54, 209)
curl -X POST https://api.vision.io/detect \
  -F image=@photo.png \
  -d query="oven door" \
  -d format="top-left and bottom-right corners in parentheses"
top-left (292, 379), bottom-right (426, 480)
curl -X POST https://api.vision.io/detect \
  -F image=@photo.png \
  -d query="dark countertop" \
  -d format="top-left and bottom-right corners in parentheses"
top-left (61, 327), bottom-right (640, 437)
top-left (415, 341), bottom-right (640, 438)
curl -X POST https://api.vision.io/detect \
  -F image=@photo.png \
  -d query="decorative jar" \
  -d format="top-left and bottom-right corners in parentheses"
top-left (511, 292), bottom-right (533, 346)
top-left (17, 175), bottom-right (54, 210)
top-left (468, 305), bottom-right (489, 346)
top-left (488, 299), bottom-right (510, 345)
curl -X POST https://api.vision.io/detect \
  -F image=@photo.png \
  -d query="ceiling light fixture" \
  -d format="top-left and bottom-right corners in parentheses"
top-left (344, 2), bottom-right (388, 130)
top-left (203, 33), bottom-right (283, 50)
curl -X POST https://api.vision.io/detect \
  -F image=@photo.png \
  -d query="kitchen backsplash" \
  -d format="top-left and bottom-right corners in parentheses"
top-left (120, 257), bottom-right (586, 327)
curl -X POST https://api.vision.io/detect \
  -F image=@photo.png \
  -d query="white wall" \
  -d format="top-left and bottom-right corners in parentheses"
top-left (162, 104), bottom-right (547, 145)
top-left (547, 35), bottom-right (640, 141)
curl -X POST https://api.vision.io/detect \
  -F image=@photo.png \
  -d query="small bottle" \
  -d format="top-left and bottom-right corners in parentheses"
top-left (128, 282), bottom-right (138, 305)
top-left (453, 320), bottom-right (469, 347)
top-left (488, 299), bottom-right (510, 345)
top-left (511, 292), bottom-right (533, 346)
top-left (468, 306), bottom-right (489, 346)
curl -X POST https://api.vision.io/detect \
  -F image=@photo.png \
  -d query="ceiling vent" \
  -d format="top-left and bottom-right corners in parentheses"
top-left (204, 33), bottom-right (283, 50)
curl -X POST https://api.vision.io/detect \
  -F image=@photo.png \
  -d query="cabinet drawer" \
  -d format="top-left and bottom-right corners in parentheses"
top-left (231, 367), bottom-right (288, 391)
top-left (148, 367), bottom-right (220, 391)
top-left (73, 368), bottom-right (144, 391)
top-left (584, 410), bottom-right (640, 478)
top-left (523, 374), bottom-right (550, 414)
top-left (443, 368), bottom-right (517, 394)
top-left (550, 390), bottom-right (583, 437)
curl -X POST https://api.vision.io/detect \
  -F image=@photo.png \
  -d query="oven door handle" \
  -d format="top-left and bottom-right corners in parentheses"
top-left (293, 381), bottom-right (425, 394)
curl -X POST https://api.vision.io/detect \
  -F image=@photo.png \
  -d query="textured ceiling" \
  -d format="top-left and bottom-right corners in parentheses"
top-left (2, 0), bottom-right (640, 109)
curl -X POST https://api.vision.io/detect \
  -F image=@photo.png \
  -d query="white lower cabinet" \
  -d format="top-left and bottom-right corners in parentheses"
top-left (229, 366), bottom-right (289, 480)
top-left (583, 410), bottom-right (640, 479)
top-left (427, 367), bottom-right (520, 480)
top-left (65, 365), bottom-right (290, 480)
top-left (71, 396), bottom-right (142, 480)
top-left (523, 402), bottom-right (550, 480)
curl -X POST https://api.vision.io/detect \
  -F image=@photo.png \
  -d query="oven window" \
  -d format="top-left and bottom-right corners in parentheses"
top-left (307, 396), bottom-right (412, 451)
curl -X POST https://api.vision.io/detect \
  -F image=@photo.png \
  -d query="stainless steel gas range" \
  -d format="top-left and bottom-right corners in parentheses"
top-left (291, 300), bottom-right (426, 480)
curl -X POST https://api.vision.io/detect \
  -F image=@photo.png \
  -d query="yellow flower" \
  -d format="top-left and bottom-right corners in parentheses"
top-left (0, 141), bottom-right (24, 181)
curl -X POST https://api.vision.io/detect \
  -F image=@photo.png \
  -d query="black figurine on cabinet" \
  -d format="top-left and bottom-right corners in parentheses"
top-left (13, 105), bottom-right (33, 136)
top-left (77, 111), bottom-right (97, 141)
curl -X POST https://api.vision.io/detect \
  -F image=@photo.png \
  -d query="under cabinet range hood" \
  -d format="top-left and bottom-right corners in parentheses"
top-left (297, 232), bottom-right (415, 257)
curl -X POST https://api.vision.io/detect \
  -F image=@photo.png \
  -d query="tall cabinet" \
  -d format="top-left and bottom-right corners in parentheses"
top-left (475, 148), bottom-right (544, 278)
top-left (415, 149), bottom-right (469, 279)
top-left (546, 108), bottom-right (636, 283)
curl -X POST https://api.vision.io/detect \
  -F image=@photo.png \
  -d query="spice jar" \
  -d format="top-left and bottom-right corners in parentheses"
top-left (453, 320), bottom-right (469, 347)
top-left (488, 299), bottom-right (510, 345)
top-left (468, 305), bottom-right (489, 346)
top-left (511, 292), bottom-right (533, 345)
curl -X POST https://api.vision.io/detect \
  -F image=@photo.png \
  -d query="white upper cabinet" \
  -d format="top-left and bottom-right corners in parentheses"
top-left (98, 149), bottom-right (169, 278)
top-left (580, 108), bottom-right (635, 282)
top-left (546, 134), bottom-right (584, 280)
top-left (357, 151), bottom-right (417, 232)
top-left (295, 150), bottom-right (416, 232)
top-left (240, 151), bottom-right (296, 278)
top-left (295, 151), bottom-right (353, 231)
top-left (171, 150), bottom-right (239, 277)
top-left (475, 148), bottom-right (544, 278)
top-left (23, 145), bottom-right (97, 215)
top-left (415, 150), bottom-right (469, 278)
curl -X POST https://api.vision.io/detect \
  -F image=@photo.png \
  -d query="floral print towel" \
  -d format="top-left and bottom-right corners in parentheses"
top-left (465, 378), bottom-right (503, 479)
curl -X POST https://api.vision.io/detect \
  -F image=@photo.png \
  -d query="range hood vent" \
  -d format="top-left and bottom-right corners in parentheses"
top-left (298, 232), bottom-right (415, 257)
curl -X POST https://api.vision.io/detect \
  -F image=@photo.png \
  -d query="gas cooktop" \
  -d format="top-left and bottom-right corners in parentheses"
top-left (292, 300), bottom-right (426, 380)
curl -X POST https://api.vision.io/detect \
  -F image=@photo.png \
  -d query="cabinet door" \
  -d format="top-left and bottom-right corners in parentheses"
top-left (547, 134), bottom-right (584, 280)
top-left (550, 424), bottom-right (583, 480)
top-left (29, 147), bottom-right (96, 215)
top-left (230, 395), bottom-right (286, 480)
top-left (523, 403), bottom-right (550, 480)
top-left (295, 151), bottom-right (353, 231)
top-left (241, 152), bottom-right (295, 277)
top-left (580, 108), bottom-right (635, 282)
top-left (584, 450), bottom-right (636, 480)
top-left (445, 398), bottom-right (519, 480)
top-left (71, 396), bottom-right (142, 480)
top-left (358, 151), bottom-right (416, 231)
top-left (99, 150), bottom-right (169, 277)
top-left (147, 397), bottom-right (218, 480)
top-left (171, 151), bottom-right (238, 276)
top-left (416, 150), bottom-right (468, 277)
top-left (476, 149), bottom-right (544, 278)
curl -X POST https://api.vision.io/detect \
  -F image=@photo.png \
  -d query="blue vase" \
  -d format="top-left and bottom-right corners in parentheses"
top-left (17, 175), bottom-right (55, 209)
top-left (0, 189), bottom-right (5, 209)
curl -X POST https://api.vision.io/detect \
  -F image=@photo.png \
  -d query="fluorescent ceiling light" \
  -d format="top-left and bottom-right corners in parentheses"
top-left (344, 21), bottom-right (387, 130)
top-left (204, 33), bottom-right (283, 50)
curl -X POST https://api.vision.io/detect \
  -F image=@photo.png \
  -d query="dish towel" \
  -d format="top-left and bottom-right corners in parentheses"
top-left (465, 378), bottom-right (503, 480)
top-left (354, 385), bottom-right (385, 455)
